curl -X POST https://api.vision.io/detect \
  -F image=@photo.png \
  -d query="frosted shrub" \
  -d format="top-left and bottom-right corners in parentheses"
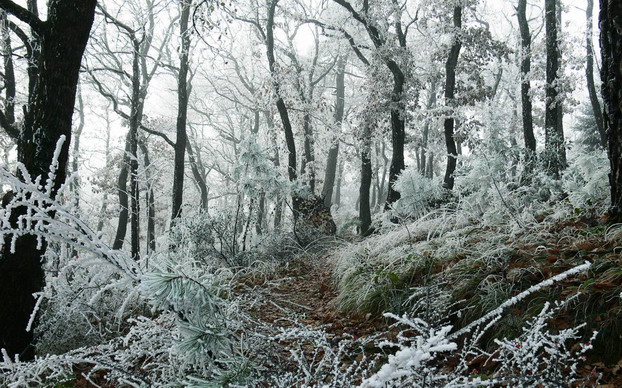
top-left (269, 326), bottom-right (378, 387)
top-left (562, 149), bottom-right (609, 210)
top-left (360, 263), bottom-right (598, 387)
top-left (234, 136), bottom-right (289, 199)
top-left (392, 167), bottom-right (445, 219)
top-left (361, 316), bottom-right (457, 388)
top-left (490, 299), bottom-right (598, 387)
top-left (35, 248), bottom-right (141, 355)
top-left (169, 209), bottom-right (254, 268)
top-left (0, 139), bottom-right (141, 355)
top-left (141, 254), bottom-right (241, 372)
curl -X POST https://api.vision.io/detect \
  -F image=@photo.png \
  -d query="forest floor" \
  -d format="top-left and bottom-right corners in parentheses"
top-left (232, 214), bottom-right (622, 387)
top-left (233, 252), bottom-right (390, 383)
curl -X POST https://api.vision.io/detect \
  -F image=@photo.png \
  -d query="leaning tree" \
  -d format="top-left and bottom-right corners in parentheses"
top-left (0, 0), bottom-right (97, 359)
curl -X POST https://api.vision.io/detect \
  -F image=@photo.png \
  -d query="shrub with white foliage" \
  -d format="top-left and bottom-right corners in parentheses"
top-left (562, 149), bottom-right (609, 210)
top-left (392, 167), bottom-right (445, 219)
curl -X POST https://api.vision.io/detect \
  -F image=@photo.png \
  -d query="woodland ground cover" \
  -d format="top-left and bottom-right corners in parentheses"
top-left (0, 143), bottom-right (620, 387)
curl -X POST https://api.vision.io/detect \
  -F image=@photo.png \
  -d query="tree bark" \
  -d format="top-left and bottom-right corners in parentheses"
top-left (586, 0), bottom-right (606, 148)
top-left (321, 55), bottom-right (346, 208)
top-left (129, 39), bottom-right (141, 260)
top-left (113, 133), bottom-right (131, 251)
top-left (426, 151), bottom-right (434, 179)
top-left (171, 0), bottom-right (191, 220)
top-left (266, 0), bottom-right (299, 213)
top-left (0, 0), bottom-right (96, 360)
top-left (544, 0), bottom-right (566, 177)
top-left (0, 10), bottom-right (17, 139)
top-left (517, 0), bottom-right (537, 172)
top-left (443, 6), bottom-right (462, 190)
top-left (331, 0), bottom-right (406, 210)
top-left (139, 140), bottom-right (156, 254)
top-left (384, 61), bottom-right (406, 207)
top-left (186, 138), bottom-right (209, 210)
top-left (359, 124), bottom-right (372, 235)
top-left (600, 0), bottom-right (622, 219)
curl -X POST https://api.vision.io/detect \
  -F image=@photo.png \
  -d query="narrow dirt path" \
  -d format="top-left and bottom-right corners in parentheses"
top-left (233, 251), bottom-right (389, 382)
top-left (243, 253), bottom-right (385, 339)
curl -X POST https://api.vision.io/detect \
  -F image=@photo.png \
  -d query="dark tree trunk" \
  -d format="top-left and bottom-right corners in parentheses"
top-left (186, 139), bottom-right (209, 210)
top-left (0, 0), bottom-right (96, 360)
top-left (266, 0), bottom-right (299, 213)
top-left (171, 0), bottom-right (191, 220)
top-left (586, 0), bottom-right (606, 148)
top-left (301, 112), bottom-right (315, 192)
top-left (139, 141), bottom-right (156, 254)
top-left (256, 192), bottom-right (265, 235)
top-left (128, 39), bottom-right (141, 260)
top-left (0, 10), bottom-right (17, 139)
top-left (443, 6), bottom-right (462, 190)
top-left (544, 0), bottom-right (566, 177)
top-left (321, 56), bottom-right (346, 208)
top-left (517, 0), bottom-right (537, 172)
top-left (359, 125), bottom-right (372, 235)
top-left (600, 0), bottom-right (622, 219)
top-left (113, 133), bottom-right (131, 250)
top-left (331, 0), bottom-right (406, 210)
top-left (426, 151), bottom-right (434, 179)
top-left (384, 61), bottom-right (406, 208)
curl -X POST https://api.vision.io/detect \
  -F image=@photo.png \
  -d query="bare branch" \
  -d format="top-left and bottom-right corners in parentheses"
top-left (0, 0), bottom-right (44, 34)
top-left (0, 109), bottom-right (18, 139)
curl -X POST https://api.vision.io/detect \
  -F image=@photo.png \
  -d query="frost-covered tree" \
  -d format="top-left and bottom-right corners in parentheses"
top-left (0, 0), bottom-right (97, 360)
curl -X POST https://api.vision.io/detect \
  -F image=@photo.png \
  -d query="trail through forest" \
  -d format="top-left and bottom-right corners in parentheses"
top-left (231, 249), bottom-right (394, 384)
top-left (239, 253), bottom-right (385, 338)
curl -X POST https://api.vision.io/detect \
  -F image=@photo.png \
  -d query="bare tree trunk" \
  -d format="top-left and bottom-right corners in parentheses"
top-left (443, 5), bottom-right (462, 190)
top-left (544, 0), bottom-right (566, 177)
top-left (359, 124), bottom-right (372, 235)
top-left (266, 0), bottom-right (299, 213)
top-left (171, 0), bottom-right (192, 220)
top-left (113, 133), bottom-right (131, 250)
top-left (0, 10), bottom-right (16, 139)
top-left (426, 151), bottom-right (434, 179)
top-left (321, 55), bottom-right (346, 208)
top-left (139, 140), bottom-right (156, 254)
top-left (517, 0), bottom-right (537, 173)
top-left (600, 0), bottom-right (622, 219)
top-left (384, 62), bottom-right (406, 208)
top-left (186, 138), bottom-right (208, 210)
top-left (129, 39), bottom-right (141, 260)
top-left (586, 0), bottom-right (606, 148)
top-left (256, 192), bottom-right (265, 235)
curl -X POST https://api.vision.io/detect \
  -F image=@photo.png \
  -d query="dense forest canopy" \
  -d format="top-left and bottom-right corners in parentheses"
top-left (0, 0), bottom-right (621, 386)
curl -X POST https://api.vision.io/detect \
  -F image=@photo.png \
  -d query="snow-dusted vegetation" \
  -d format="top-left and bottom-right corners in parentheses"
top-left (1, 0), bottom-right (621, 386)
